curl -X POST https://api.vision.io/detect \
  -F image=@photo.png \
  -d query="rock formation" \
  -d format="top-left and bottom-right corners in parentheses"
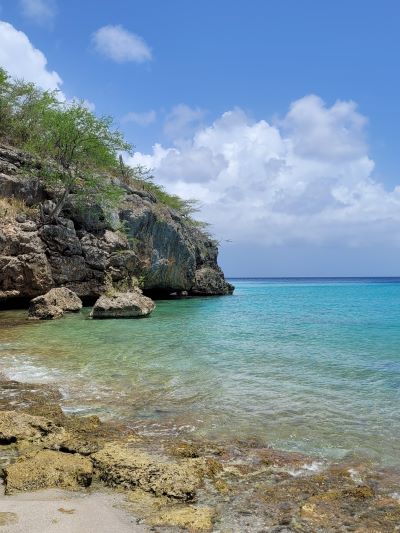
top-left (90, 290), bottom-right (155, 319)
top-left (0, 144), bottom-right (234, 306)
top-left (28, 287), bottom-right (82, 319)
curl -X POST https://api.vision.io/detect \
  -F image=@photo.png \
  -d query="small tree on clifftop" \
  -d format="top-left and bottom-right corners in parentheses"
top-left (27, 100), bottom-right (132, 219)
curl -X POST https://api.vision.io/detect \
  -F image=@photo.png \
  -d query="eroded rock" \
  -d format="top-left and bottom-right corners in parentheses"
top-left (28, 287), bottom-right (82, 320)
top-left (0, 410), bottom-right (61, 444)
top-left (147, 505), bottom-right (214, 531)
top-left (3, 450), bottom-right (93, 493)
top-left (92, 442), bottom-right (203, 500)
top-left (191, 266), bottom-right (234, 296)
top-left (90, 290), bottom-right (155, 319)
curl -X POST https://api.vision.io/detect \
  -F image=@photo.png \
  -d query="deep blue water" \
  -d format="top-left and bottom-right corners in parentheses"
top-left (0, 277), bottom-right (399, 465)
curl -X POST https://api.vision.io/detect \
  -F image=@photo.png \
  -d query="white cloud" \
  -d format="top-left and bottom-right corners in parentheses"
top-left (122, 110), bottom-right (156, 126)
top-left (20, 0), bottom-right (56, 26)
top-left (0, 20), bottom-right (62, 91)
top-left (164, 104), bottom-right (205, 140)
top-left (92, 25), bottom-right (152, 63)
top-left (129, 96), bottom-right (400, 247)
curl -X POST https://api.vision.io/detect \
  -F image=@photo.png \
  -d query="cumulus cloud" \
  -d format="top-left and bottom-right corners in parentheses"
top-left (20, 0), bottom-right (56, 26)
top-left (122, 110), bottom-right (156, 126)
top-left (164, 104), bottom-right (206, 140)
top-left (129, 96), bottom-right (400, 247)
top-left (92, 25), bottom-right (152, 63)
top-left (0, 20), bottom-right (62, 91)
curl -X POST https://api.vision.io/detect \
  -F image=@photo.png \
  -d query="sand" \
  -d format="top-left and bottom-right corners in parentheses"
top-left (0, 488), bottom-right (148, 532)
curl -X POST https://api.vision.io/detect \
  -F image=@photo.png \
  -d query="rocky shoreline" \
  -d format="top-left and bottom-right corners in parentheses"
top-left (0, 376), bottom-right (399, 532)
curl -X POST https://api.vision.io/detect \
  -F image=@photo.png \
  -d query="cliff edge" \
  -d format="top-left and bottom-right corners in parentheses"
top-left (0, 144), bottom-right (233, 305)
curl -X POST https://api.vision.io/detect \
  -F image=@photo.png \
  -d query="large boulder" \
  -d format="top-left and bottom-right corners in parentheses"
top-left (90, 290), bottom-right (155, 319)
top-left (191, 267), bottom-right (234, 296)
top-left (28, 287), bottom-right (82, 320)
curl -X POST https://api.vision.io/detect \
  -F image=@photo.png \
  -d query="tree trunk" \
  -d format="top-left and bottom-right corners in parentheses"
top-left (49, 188), bottom-right (69, 220)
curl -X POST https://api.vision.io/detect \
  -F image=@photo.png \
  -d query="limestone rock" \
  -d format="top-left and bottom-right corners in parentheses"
top-left (3, 450), bottom-right (93, 493)
top-left (28, 287), bottom-right (82, 320)
top-left (0, 143), bottom-right (234, 303)
top-left (191, 267), bottom-right (234, 295)
top-left (90, 291), bottom-right (155, 319)
top-left (147, 506), bottom-right (214, 531)
top-left (92, 442), bottom-right (203, 500)
top-left (0, 410), bottom-right (61, 444)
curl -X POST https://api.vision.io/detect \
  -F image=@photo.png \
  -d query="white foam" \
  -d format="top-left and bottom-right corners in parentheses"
top-left (287, 461), bottom-right (325, 477)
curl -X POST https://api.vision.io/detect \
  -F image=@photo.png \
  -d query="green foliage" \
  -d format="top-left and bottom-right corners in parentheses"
top-left (0, 67), bottom-right (210, 235)
top-left (120, 162), bottom-right (206, 226)
top-left (0, 67), bottom-right (58, 145)
top-left (26, 101), bottom-right (131, 218)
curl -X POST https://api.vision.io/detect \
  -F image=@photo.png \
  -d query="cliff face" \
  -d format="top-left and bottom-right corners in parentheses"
top-left (0, 144), bottom-right (233, 304)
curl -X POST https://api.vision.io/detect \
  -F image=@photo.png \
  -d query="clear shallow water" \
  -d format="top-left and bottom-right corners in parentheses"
top-left (0, 278), bottom-right (400, 465)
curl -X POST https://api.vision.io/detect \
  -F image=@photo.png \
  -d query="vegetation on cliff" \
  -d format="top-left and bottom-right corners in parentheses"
top-left (0, 67), bottom-right (201, 226)
top-left (0, 68), bottom-right (233, 300)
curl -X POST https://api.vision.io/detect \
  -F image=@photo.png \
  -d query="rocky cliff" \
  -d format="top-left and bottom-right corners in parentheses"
top-left (0, 144), bottom-right (233, 305)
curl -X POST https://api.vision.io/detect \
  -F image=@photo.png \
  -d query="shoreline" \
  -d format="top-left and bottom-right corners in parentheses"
top-left (0, 376), bottom-right (398, 531)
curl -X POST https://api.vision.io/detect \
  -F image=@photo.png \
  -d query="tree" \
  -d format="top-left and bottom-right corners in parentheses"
top-left (26, 101), bottom-right (132, 219)
top-left (0, 68), bottom-right (58, 145)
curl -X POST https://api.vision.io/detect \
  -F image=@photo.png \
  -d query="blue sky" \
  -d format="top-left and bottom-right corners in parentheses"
top-left (1, 0), bottom-right (400, 276)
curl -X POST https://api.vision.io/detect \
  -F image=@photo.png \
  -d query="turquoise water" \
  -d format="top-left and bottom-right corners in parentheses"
top-left (0, 278), bottom-right (400, 465)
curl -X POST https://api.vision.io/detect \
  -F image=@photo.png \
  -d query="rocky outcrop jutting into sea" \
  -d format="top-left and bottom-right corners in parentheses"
top-left (0, 144), bottom-right (233, 306)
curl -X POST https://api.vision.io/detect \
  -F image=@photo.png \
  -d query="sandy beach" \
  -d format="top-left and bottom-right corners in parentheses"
top-left (0, 488), bottom-right (148, 533)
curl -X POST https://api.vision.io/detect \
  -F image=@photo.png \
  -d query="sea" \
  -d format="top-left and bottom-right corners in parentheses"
top-left (0, 277), bottom-right (399, 465)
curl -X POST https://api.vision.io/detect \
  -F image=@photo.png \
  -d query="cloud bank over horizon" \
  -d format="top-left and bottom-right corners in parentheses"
top-left (130, 96), bottom-right (400, 248)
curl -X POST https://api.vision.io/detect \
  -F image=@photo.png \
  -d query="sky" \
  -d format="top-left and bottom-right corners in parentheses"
top-left (1, 0), bottom-right (400, 276)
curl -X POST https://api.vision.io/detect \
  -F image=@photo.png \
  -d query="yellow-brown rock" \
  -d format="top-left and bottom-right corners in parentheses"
top-left (4, 450), bottom-right (93, 494)
top-left (92, 442), bottom-right (204, 500)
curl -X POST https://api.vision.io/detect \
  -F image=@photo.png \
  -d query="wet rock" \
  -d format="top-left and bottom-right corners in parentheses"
top-left (0, 410), bottom-right (61, 444)
top-left (90, 290), bottom-right (155, 319)
top-left (92, 442), bottom-right (203, 500)
top-left (28, 287), bottom-right (82, 320)
top-left (147, 505), bottom-right (214, 531)
top-left (3, 450), bottom-right (93, 493)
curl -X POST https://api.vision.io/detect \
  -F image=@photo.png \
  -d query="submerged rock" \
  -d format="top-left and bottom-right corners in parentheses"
top-left (90, 290), bottom-right (155, 319)
top-left (28, 287), bottom-right (82, 320)
top-left (3, 449), bottom-right (93, 494)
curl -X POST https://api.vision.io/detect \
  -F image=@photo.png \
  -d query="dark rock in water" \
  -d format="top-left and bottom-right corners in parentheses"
top-left (90, 290), bottom-right (155, 319)
top-left (0, 143), bottom-right (233, 304)
top-left (28, 287), bottom-right (82, 320)
top-left (191, 266), bottom-right (234, 295)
